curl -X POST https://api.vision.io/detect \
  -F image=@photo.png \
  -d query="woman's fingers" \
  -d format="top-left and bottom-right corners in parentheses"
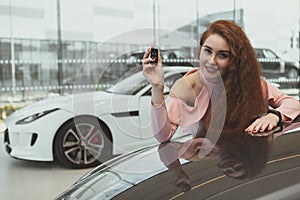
top-left (142, 48), bottom-right (152, 65)
top-left (245, 120), bottom-right (266, 133)
top-left (143, 47), bottom-right (160, 66)
top-left (245, 114), bottom-right (279, 137)
top-left (157, 49), bottom-right (162, 65)
top-left (142, 46), bottom-right (164, 86)
top-left (143, 57), bottom-right (156, 66)
top-left (143, 48), bottom-right (151, 59)
top-left (245, 119), bottom-right (261, 133)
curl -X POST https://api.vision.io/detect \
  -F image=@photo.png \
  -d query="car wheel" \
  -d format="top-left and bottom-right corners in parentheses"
top-left (287, 68), bottom-right (298, 79)
top-left (54, 116), bottom-right (112, 169)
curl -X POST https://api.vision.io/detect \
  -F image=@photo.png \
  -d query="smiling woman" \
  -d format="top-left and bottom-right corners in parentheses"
top-left (0, 1), bottom-right (299, 200)
top-left (143, 20), bottom-right (300, 145)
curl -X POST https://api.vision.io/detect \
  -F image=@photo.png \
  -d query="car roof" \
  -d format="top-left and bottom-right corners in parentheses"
top-left (163, 66), bottom-right (194, 72)
top-left (55, 119), bottom-right (300, 200)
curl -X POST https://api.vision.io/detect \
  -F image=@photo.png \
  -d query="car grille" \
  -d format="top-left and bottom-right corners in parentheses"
top-left (4, 128), bottom-right (10, 144)
top-left (4, 129), bottom-right (12, 154)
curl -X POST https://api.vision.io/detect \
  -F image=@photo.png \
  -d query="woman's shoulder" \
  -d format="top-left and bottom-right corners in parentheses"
top-left (170, 68), bottom-right (203, 104)
top-left (184, 68), bottom-right (200, 76)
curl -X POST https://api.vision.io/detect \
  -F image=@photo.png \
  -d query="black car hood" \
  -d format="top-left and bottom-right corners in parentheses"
top-left (55, 121), bottom-right (300, 200)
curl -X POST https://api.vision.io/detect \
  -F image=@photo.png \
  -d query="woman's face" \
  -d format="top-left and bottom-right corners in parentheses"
top-left (218, 157), bottom-right (247, 178)
top-left (199, 34), bottom-right (231, 79)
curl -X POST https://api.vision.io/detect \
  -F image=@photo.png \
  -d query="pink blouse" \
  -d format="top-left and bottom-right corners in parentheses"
top-left (150, 69), bottom-right (300, 143)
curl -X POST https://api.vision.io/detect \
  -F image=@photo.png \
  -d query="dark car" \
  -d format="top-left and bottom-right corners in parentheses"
top-left (254, 48), bottom-right (300, 79)
top-left (55, 118), bottom-right (300, 200)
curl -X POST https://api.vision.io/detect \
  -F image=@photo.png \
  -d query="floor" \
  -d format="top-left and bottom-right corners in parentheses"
top-left (0, 123), bottom-right (90, 200)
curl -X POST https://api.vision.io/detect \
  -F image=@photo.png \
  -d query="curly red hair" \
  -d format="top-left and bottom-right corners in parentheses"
top-left (200, 20), bottom-right (268, 132)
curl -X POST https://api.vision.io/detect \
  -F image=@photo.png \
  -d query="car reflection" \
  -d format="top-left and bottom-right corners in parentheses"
top-left (158, 132), bottom-right (271, 192)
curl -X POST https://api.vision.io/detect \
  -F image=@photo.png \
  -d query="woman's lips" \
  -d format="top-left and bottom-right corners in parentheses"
top-left (205, 65), bottom-right (219, 73)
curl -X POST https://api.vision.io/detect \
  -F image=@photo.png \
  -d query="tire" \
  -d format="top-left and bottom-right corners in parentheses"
top-left (287, 68), bottom-right (298, 79)
top-left (54, 116), bottom-right (112, 169)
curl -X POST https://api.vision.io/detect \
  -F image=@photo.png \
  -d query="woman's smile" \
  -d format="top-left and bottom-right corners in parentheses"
top-left (205, 64), bottom-right (219, 73)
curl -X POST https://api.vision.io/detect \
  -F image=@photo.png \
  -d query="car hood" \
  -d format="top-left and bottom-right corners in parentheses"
top-left (55, 121), bottom-right (300, 200)
top-left (5, 91), bottom-right (132, 122)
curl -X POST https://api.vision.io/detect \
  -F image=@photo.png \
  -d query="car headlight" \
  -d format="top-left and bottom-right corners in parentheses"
top-left (16, 108), bottom-right (59, 124)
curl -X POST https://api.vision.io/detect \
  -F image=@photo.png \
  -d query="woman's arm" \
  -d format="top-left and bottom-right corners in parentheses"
top-left (266, 81), bottom-right (300, 122)
top-left (245, 79), bottom-right (300, 134)
top-left (150, 101), bottom-right (178, 142)
top-left (150, 72), bottom-right (202, 142)
top-left (143, 47), bottom-right (177, 142)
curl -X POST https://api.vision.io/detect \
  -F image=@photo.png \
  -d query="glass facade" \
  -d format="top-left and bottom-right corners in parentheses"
top-left (0, 0), bottom-right (299, 100)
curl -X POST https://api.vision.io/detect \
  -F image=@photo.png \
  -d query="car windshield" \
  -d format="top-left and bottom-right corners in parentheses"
top-left (106, 70), bottom-right (148, 95)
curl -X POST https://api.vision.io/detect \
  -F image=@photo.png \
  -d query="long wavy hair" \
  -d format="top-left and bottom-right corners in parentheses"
top-left (216, 133), bottom-right (271, 180)
top-left (200, 20), bottom-right (268, 132)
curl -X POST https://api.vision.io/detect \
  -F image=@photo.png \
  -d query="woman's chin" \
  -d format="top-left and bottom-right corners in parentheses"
top-left (203, 68), bottom-right (222, 82)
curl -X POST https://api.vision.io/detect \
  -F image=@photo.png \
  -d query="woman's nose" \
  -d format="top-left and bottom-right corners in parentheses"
top-left (208, 54), bottom-right (217, 64)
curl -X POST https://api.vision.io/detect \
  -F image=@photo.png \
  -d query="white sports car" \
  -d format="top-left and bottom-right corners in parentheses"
top-left (4, 66), bottom-right (192, 168)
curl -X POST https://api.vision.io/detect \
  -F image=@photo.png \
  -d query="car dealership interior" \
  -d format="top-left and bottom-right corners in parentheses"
top-left (0, 0), bottom-right (299, 199)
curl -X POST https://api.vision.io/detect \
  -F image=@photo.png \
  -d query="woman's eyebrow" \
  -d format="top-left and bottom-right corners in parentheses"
top-left (203, 45), bottom-right (212, 49)
top-left (218, 50), bottom-right (230, 54)
top-left (203, 45), bottom-right (230, 53)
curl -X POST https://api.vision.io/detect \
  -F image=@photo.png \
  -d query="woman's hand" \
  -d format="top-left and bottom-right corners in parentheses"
top-left (245, 113), bottom-right (280, 135)
top-left (142, 47), bottom-right (165, 105)
top-left (142, 47), bottom-right (164, 87)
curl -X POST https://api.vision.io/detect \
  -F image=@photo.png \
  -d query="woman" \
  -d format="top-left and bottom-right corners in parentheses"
top-left (143, 20), bottom-right (300, 143)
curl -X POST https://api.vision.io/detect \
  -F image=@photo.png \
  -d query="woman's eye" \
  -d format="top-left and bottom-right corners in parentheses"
top-left (218, 53), bottom-right (229, 59)
top-left (224, 169), bottom-right (234, 175)
top-left (234, 165), bottom-right (245, 171)
top-left (204, 48), bottom-right (212, 54)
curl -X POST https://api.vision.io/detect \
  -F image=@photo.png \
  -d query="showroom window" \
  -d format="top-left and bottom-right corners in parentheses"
top-left (0, 0), bottom-right (299, 100)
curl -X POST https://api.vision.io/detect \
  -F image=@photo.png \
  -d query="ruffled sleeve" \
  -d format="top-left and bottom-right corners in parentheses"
top-left (150, 101), bottom-right (178, 143)
top-left (150, 69), bottom-right (211, 143)
top-left (262, 79), bottom-right (300, 122)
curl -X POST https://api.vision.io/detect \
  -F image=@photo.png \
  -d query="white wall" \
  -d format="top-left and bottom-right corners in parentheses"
top-left (243, 0), bottom-right (299, 57)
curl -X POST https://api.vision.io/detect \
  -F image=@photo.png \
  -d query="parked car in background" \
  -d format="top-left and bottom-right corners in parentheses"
top-left (62, 48), bottom-right (197, 90)
top-left (125, 48), bottom-right (198, 67)
top-left (4, 66), bottom-right (193, 169)
top-left (54, 120), bottom-right (300, 200)
top-left (254, 48), bottom-right (299, 79)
